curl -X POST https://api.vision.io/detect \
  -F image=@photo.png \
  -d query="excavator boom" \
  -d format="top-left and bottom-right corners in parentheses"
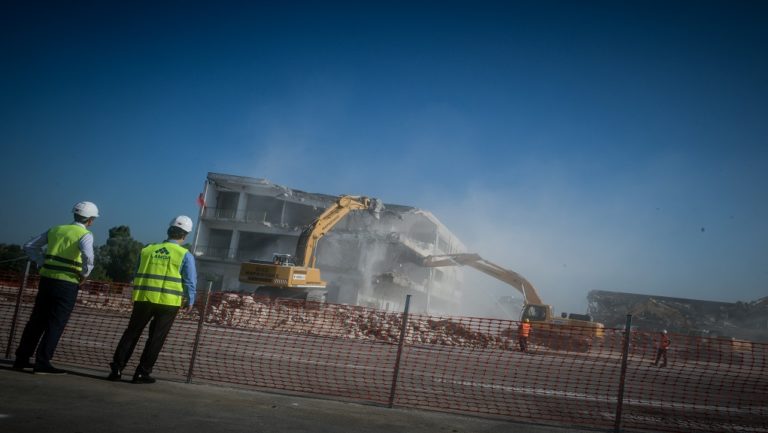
top-left (423, 253), bottom-right (543, 305)
top-left (295, 195), bottom-right (381, 267)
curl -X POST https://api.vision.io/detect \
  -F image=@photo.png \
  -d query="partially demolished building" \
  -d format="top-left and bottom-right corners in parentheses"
top-left (588, 290), bottom-right (768, 342)
top-left (191, 172), bottom-right (466, 313)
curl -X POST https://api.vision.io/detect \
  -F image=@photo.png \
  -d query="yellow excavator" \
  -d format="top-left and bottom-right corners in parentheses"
top-left (423, 253), bottom-right (604, 352)
top-left (239, 195), bottom-right (382, 301)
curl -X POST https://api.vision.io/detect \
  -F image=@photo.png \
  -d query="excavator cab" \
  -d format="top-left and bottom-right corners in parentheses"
top-left (272, 254), bottom-right (295, 266)
top-left (521, 303), bottom-right (551, 322)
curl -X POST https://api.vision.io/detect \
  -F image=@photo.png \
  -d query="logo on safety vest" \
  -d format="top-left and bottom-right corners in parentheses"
top-left (152, 247), bottom-right (171, 260)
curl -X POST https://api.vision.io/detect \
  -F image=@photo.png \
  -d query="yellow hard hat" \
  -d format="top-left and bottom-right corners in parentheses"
top-left (523, 318), bottom-right (530, 323)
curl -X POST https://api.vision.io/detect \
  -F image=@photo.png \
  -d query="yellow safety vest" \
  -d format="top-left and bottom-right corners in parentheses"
top-left (132, 242), bottom-right (187, 307)
top-left (39, 224), bottom-right (90, 284)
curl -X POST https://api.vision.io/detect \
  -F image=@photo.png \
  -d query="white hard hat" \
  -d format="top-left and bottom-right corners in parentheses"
top-left (662, 329), bottom-right (668, 334)
top-left (73, 201), bottom-right (99, 218)
top-left (170, 215), bottom-right (193, 233)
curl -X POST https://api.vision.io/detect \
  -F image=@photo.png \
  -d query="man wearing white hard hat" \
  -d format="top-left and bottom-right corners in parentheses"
top-left (108, 215), bottom-right (197, 384)
top-left (13, 201), bottom-right (99, 375)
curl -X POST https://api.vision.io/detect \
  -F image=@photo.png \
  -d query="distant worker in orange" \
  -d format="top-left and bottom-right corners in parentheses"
top-left (518, 318), bottom-right (532, 353)
top-left (653, 329), bottom-right (671, 367)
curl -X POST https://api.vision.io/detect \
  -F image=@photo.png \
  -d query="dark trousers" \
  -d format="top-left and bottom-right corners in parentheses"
top-left (111, 301), bottom-right (179, 375)
top-left (15, 277), bottom-right (79, 368)
top-left (518, 336), bottom-right (528, 352)
top-left (654, 348), bottom-right (668, 366)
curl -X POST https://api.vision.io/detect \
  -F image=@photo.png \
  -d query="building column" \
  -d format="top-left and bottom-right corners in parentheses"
top-left (228, 229), bottom-right (240, 260)
top-left (237, 191), bottom-right (247, 221)
top-left (425, 227), bottom-right (440, 313)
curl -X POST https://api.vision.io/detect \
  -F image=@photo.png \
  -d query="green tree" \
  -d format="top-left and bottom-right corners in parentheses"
top-left (0, 243), bottom-right (27, 273)
top-left (89, 247), bottom-right (111, 281)
top-left (91, 226), bottom-right (144, 283)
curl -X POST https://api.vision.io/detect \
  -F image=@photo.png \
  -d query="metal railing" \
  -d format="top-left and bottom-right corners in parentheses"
top-left (192, 245), bottom-right (234, 259)
top-left (201, 207), bottom-right (282, 224)
top-left (191, 246), bottom-right (269, 262)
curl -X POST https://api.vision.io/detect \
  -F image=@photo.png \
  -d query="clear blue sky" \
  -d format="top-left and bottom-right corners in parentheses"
top-left (1, 1), bottom-right (766, 314)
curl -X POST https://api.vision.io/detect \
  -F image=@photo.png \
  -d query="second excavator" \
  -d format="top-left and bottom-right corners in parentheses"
top-left (423, 253), bottom-right (604, 352)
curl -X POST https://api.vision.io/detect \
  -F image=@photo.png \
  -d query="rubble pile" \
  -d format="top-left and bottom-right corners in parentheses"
top-left (75, 291), bottom-right (133, 313)
top-left (2, 285), bottom-right (135, 315)
top-left (66, 290), bottom-right (514, 348)
top-left (197, 293), bottom-right (273, 329)
top-left (0, 285), bottom-right (514, 348)
top-left (190, 292), bottom-right (513, 349)
top-left (407, 318), bottom-right (509, 349)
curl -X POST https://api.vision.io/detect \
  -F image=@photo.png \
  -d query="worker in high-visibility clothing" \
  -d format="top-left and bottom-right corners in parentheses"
top-left (518, 318), bottom-right (532, 353)
top-left (653, 329), bottom-right (671, 367)
top-left (108, 215), bottom-right (197, 384)
top-left (14, 201), bottom-right (99, 375)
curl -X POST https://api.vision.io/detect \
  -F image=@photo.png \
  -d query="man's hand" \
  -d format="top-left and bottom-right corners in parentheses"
top-left (182, 299), bottom-right (195, 314)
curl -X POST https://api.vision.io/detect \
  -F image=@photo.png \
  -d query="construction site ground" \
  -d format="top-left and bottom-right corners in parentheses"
top-left (0, 362), bottom-right (603, 433)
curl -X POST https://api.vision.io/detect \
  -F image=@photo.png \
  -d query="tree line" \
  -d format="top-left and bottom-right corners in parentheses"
top-left (0, 226), bottom-right (153, 283)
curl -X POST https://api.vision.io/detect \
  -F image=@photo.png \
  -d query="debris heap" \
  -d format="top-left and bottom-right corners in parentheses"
top-left (69, 290), bottom-right (513, 349)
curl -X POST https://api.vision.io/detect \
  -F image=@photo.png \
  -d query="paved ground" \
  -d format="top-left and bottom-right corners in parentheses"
top-left (0, 362), bottom-right (607, 433)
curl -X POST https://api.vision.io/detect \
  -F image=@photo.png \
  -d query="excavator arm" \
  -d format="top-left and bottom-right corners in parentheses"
top-left (295, 195), bottom-right (382, 267)
top-left (422, 253), bottom-right (544, 305)
top-left (424, 252), bottom-right (604, 352)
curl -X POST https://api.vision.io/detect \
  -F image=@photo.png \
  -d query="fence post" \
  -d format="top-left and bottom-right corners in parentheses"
top-left (614, 314), bottom-right (633, 433)
top-left (5, 261), bottom-right (31, 359)
top-left (186, 280), bottom-right (213, 384)
top-left (388, 294), bottom-right (411, 408)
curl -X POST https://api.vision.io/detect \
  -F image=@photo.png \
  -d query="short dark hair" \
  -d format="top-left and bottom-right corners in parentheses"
top-left (167, 226), bottom-right (188, 240)
top-left (74, 214), bottom-right (90, 224)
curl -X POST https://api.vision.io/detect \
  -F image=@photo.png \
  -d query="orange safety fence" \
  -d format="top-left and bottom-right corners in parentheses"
top-left (1, 270), bottom-right (766, 432)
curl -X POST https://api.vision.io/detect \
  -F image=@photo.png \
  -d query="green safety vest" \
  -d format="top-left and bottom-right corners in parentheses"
top-left (132, 241), bottom-right (188, 306)
top-left (39, 224), bottom-right (90, 284)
